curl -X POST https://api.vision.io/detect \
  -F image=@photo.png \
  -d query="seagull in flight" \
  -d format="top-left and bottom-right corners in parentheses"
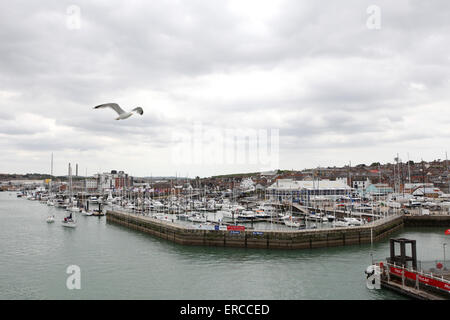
top-left (94, 103), bottom-right (144, 120)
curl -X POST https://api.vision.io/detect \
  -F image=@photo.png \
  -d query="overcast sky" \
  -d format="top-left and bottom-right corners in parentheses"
top-left (1, 0), bottom-right (449, 177)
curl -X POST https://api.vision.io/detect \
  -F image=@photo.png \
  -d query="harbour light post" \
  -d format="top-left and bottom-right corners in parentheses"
top-left (443, 243), bottom-right (447, 270)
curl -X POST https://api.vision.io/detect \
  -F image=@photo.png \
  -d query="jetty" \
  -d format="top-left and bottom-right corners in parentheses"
top-left (370, 238), bottom-right (450, 300)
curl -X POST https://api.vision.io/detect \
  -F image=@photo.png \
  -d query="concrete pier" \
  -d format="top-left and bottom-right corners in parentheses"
top-left (107, 210), bottom-right (404, 250)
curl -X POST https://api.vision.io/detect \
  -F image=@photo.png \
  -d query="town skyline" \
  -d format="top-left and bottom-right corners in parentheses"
top-left (2, 154), bottom-right (448, 179)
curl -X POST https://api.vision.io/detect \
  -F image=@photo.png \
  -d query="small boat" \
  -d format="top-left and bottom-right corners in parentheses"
top-left (61, 218), bottom-right (77, 228)
top-left (66, 206), bottom-right (81, 213)
top-left (92, 210), bottom-right (105, 217)
top-left (238, 210), bottom-right (256, 220)
top-left (81, 210), bottom-right (93, 216)
top-left (283, 216), bottom-right (302, 228)
top-left (188, 213), bottom-right (207, 223)
top-left (254, 210), bottom-right (271, 219)
top-left (333, 220), bottom-right (350, 228)
top-left (61, 212), bottom-right (77, 228)
top-left (344, 217), bottom-right (363, 226)
top-left (284, 220), bottom-right (301, 228)
top-left (46, 216), bottom-right (55, 223)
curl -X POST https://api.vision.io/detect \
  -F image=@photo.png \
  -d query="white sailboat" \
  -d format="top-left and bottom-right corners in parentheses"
top-left (62, 163), bottom-right (77, 228)
top-left (61, 218), bottom-right (77, 228)
top-left (284, 216), bottom-right (301, 228)
top-left (188, 212), bottom-right (207, 223)
top-left (46, 215), bottom-right (55, 223)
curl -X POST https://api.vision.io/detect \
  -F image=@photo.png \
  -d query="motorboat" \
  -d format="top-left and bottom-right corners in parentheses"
top-left (333, 220), bottom-right (350, 228)
top-left (238, 210), bottom-right (257, 220)
top-left (188, 213), bottom-right (207, 223)
top-left (254, 209), bottom-right (271, 219)
top-left (81, 210), bottom-right (93, 216)
top-left (283, 216), bottom-right (302, 228)
top-left (308, 213), bottom-right (322, 222)
top-left (55, 201), bottom-right (68, 209)
top-left (284, 219), bottom-right (301, 228)
top-left (67, 206), bottom-right (81, 213)
top-left (89, 196), bottom-right (99, 204)
top-left (92, 210), bottom-right (106, 217)
top-left (344, 217), bottom-right (362, 226)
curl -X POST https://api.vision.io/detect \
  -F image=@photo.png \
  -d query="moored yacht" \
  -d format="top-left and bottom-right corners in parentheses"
top-left (238, 210), bottom-right (257, 220)
top-left (188, 213), bottom-right (207, 223)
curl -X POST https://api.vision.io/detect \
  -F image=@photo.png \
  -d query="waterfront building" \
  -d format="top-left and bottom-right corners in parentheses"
top-left (266, 179), bottom-right (353, 203)
top-left (94, 170), bottom-right (133, 192)
top-left (85, 179), bottom-right (98, 192)
top-left (403, 183), bottom-right (434, 194)
top-left (365, 183), bottom-right (394, 196)
top-left (411, 186), bottom-right (443, 198)
top-left (352, 177), bottom-right (372, 190)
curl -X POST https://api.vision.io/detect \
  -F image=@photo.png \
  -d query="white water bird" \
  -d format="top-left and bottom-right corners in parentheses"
top-left (94, 103), bottom-right (144, 120)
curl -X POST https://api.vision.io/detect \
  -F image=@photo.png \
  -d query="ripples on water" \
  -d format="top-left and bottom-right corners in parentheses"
top-left (1, 192), bottom-right (447, 300)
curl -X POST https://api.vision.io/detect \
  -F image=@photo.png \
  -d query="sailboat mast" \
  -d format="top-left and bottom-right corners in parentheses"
top-left (50, 153), bottom-right (53, 196)
top-left (446, 151), bottom-right (449, 195)
top-left (68, 163), bottom-right (73, 204)
top-left (407, 153), bottom-right (411, 184)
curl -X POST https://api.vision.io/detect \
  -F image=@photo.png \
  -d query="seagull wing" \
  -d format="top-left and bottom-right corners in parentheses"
top-left (132, 107), bottom-right (144, 115)
top-left (94, 103), bottom-right (126, 115)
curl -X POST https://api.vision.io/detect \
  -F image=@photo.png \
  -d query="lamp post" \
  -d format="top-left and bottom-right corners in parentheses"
top-left (444, 243), bottom-right (447, 270)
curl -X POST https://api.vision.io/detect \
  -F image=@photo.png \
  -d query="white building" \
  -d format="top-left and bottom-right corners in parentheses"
top-left (266, 179), bottom-right (353, 202)
top-left (85, 179), bottom-right (98, 190)
top-left (240, 178), bottom-right (255, 192)
top-left (352, 178), bottom-right (371, 190)
top-left (412, 187), bottom-right (443, 198)
top-left (404, 183), bottom-right (434, 193)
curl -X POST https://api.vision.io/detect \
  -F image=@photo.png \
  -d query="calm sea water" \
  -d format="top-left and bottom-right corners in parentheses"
top-left (0, 192), bottom-right (448, 300)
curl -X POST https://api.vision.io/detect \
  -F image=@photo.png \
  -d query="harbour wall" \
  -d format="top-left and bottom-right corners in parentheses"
top-left (403, 215), bottom-right (450, 228)
top-left (106, 210), bottom-right (404, 250)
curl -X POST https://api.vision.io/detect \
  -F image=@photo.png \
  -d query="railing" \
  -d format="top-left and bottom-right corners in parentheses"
top-left (379, 261), bottom-right (450, 294)
top-left (416, 260), bottom-right (450, 277)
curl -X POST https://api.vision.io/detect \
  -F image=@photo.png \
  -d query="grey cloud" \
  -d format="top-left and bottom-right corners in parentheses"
top-left (0, 0), bottom-right (449, 175)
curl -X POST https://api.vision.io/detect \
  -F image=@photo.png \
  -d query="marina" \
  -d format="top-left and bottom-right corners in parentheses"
top-left (1, 191), bottom-right (449, 300)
